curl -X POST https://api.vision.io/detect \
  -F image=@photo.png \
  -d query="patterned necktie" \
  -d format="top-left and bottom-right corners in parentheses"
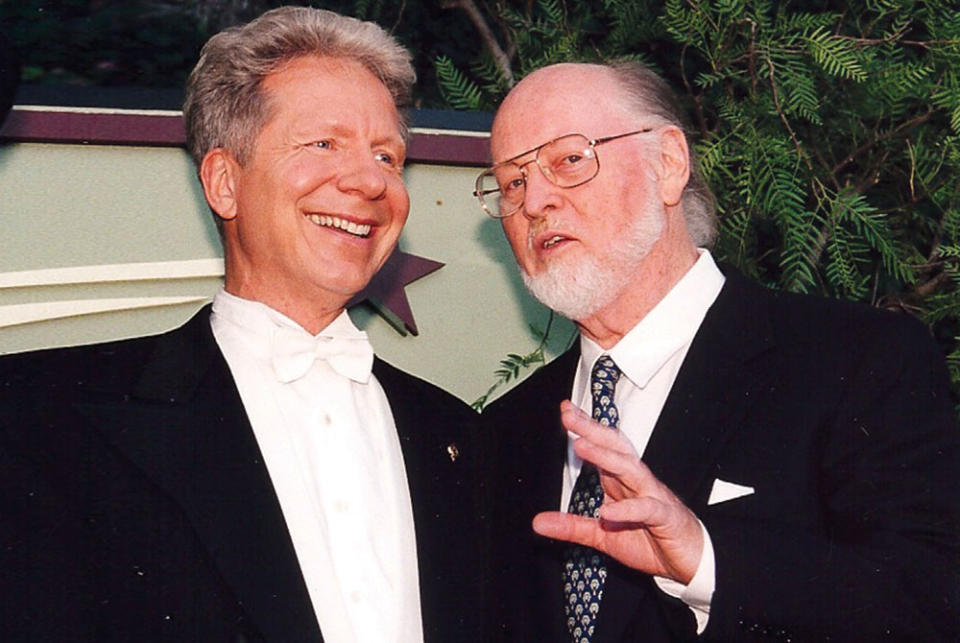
top-left (563, 355), bottom-right (622, 643)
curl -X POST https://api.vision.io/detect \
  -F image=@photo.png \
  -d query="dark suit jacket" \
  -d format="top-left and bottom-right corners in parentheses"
top-left (484, 271), bottom-right (960, 642)
top-left (0, 307), bottom-right (485, 642)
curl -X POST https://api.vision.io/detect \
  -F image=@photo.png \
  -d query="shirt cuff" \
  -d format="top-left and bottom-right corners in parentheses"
top-left (653, 520), bottom-right (715, 634)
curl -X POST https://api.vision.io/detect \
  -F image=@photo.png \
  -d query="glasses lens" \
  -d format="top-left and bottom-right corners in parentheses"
top-left (477, 167), bottom-right (524, 218)
top-left (539, 134), bottom-right (598, 187)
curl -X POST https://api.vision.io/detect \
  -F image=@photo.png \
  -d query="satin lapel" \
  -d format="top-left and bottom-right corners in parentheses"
top-left (597, 272), bottom-right (777, 643)
top-left (76, 308), bottom-right (322, 643)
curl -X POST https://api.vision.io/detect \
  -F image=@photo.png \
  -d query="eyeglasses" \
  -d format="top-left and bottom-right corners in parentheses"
top-left (474, 128), bottom-right (654, 218)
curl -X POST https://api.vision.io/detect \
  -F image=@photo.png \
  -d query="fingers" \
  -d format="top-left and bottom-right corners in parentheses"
top-left (598, 497), bottom-right (667, 527)
top-left (573, 437), bottom-right (649, 487)
top-left (534, 500), bottom-right (674, 546)
top-left (560, 401), bottom-right (655, 495)
top-left (560, 401), bottom-right (634, 455)
top-left (600, 499), bottom-right (705, 583)
top-left (532, 511), bottom-right (602, 549)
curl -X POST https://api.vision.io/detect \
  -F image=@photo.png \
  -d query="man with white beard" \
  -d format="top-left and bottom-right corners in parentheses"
top-left (479, 61), bottom-right (960, 643)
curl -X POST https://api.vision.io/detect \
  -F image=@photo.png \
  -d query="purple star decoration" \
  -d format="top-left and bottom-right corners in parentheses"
top-left (347, 249), bottom-right (444, 336)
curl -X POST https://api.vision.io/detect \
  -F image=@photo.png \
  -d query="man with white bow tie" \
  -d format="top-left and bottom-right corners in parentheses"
top-left (0, 8), bottom-right (483, 643)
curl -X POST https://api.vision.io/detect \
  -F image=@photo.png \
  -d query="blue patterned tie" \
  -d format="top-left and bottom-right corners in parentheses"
top-left (563, 355), bottom-right (622, 642)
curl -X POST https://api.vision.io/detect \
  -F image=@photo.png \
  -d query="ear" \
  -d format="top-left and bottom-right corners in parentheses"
top-left (199, 148), bottom-right (241, 221)
top-left (655, 126), bottom-right (690, 208)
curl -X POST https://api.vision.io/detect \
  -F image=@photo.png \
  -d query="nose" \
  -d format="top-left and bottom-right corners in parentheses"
top-left (336, 154), bottom-right (388, 200)
top-left (519, 162), bottom-right (560, 220)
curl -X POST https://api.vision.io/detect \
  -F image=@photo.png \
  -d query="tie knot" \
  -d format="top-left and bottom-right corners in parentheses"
top-left (591, 355), bottom-right (621, 389)
top-left (590, 355), bottom-right (621, 428)
top-left (271, 326), bottom-right (374, 384)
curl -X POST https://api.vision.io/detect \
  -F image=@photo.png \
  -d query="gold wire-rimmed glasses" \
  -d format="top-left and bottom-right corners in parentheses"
top-left (473, 128), bottom-right (654, 218)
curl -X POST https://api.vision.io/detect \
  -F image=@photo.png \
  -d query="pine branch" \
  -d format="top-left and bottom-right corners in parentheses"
top-left (470, 310), bottom-right (558, 410)
top-left (679, 41), bottom-right (710, 139)
top-left (389, 0), bottom-right (406, 33)
top-left (916, 271), bottom-right (952, 298)
top-left (747, 19), bottom-right (758, 97)
top-left (442, 0), bottom-right (515, 87)
top-left (830, 109), bottom-right (935, 175)
top-left (765, 57), bottom-right (813, 171)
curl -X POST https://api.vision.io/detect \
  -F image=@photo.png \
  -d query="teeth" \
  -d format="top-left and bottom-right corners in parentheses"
top-left (307, 214), bottom-right (371, 237)
top-left (543, 235), bottom-right (564, 249)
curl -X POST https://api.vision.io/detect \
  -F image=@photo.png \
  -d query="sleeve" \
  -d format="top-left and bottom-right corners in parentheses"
top-left (654, 520), bottom-right (715, 633)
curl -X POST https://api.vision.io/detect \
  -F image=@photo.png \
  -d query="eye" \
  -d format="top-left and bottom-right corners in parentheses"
top-left (311, 139), bottom-right (333, 150)
top-left (374, 151), bottom-right (402, 169)
top-left (500, 175), bottom-right (525, 199)
top-left (553, 152), bottom-right (588, 174)
top-left (550, 148), bottom-right (595, 180)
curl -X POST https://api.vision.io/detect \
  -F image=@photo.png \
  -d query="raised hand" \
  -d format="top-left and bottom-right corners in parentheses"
top-left (532, 401), bottom-right (704, 583)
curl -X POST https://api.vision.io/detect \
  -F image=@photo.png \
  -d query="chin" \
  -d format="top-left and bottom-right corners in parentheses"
top-left (520, 209), bottom-right (664, 321)
top-left (521, 257), bottom-right (618, 321)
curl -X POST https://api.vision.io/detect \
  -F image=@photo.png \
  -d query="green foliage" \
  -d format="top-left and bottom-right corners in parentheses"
top-left (436, 55), bottom-right (486, 111)
top-left (0, 0), bottom-right (482, 106)
top-left (471, 312), bottom-right (557, 410)
top-left (438, 0), bottom-right (960, 405)
top-left (0, 0), bottom-right (208, 87)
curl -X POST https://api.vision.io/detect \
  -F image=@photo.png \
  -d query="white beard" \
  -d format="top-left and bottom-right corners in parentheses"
top-left (521, 206), bottom-right (665, 321)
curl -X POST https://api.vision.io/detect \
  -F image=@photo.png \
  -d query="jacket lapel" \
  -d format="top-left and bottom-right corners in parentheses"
top-left (373, 357), bottom-right (495, 643)
top-left (76, 308), bottom-right (322, 643)
top-left (597, 271), bottom-right (777, 643)
top-left (642, 271), bottom-right (776, 506)
top-left (523, 349), bottom-right (582, 640)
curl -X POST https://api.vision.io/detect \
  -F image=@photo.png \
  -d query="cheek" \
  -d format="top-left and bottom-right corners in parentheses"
top-left (501, 218), bottom-right (529, 254)
top-left (286, 157), bottom-right (336, 194)
top-left (391, 185), bottom-right (411, 227)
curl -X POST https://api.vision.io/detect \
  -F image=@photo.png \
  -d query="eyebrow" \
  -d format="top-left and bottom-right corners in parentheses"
top-left (493, 128), bottom-right (656, 167)
top-left (495, 139), bottom-right (549, 166)
top-left (296, 121), bottom-right (404, 148)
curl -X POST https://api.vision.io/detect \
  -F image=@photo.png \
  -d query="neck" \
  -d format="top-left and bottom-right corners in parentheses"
top-left (223, 279), bottom-right (347, 335)
top-left (576, 216), bottom-right (699, 349)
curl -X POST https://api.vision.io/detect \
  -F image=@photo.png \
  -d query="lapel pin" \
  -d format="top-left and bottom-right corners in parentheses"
top-left (446, 443), bottom-right (460, 462)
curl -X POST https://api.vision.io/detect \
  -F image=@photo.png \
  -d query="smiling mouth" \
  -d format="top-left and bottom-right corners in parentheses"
top-left (307, 214), bottom-right (371, 238)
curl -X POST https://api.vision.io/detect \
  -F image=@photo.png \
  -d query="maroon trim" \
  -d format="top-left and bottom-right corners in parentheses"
top-left (0, 110), bottom-right (186, 146)
top-left (407, 132), bottom-right (489, 166)
top-left (0, 108), bottom-right (490, 165)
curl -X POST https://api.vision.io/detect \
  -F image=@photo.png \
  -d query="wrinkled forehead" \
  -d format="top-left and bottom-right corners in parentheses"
top-left (490, 65), bottom-right (634, 163)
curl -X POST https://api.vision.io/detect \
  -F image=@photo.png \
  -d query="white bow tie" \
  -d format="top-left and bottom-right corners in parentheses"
top-left (271, 326), bottom-right (375, 384)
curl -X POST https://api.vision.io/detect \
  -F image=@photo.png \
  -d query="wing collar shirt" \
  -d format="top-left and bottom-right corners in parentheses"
top-left (567, 249), bottom-right (725, 634)
top-left (210, 289), bottom-right (423, 643)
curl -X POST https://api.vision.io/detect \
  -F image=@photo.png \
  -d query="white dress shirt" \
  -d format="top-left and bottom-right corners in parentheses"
top-left (210, 289), bottom-right (423, 643)
top-left (565, 250), bottom-right (725, 633)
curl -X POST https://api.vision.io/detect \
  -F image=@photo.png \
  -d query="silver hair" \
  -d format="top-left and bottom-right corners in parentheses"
top-left (183, 6), bottom-right (415, 169)
top-left (607, 60), bottom-right (718, 248)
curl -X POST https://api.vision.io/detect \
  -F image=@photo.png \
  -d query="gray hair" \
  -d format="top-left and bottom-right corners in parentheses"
top-left (607, 60), bottom-right (717, 248)
top-left (183, 6), bottom-right (415, 169)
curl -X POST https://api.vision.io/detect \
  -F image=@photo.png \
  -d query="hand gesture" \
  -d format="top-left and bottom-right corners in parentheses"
top-left (532, 401), bottom-right (704, 583)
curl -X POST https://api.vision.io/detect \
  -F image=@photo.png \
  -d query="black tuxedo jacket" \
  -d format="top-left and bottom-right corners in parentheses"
top-left (484, 271), bottom-right (960, 642)
top-left (0, 307), bottom-right (485, 642)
